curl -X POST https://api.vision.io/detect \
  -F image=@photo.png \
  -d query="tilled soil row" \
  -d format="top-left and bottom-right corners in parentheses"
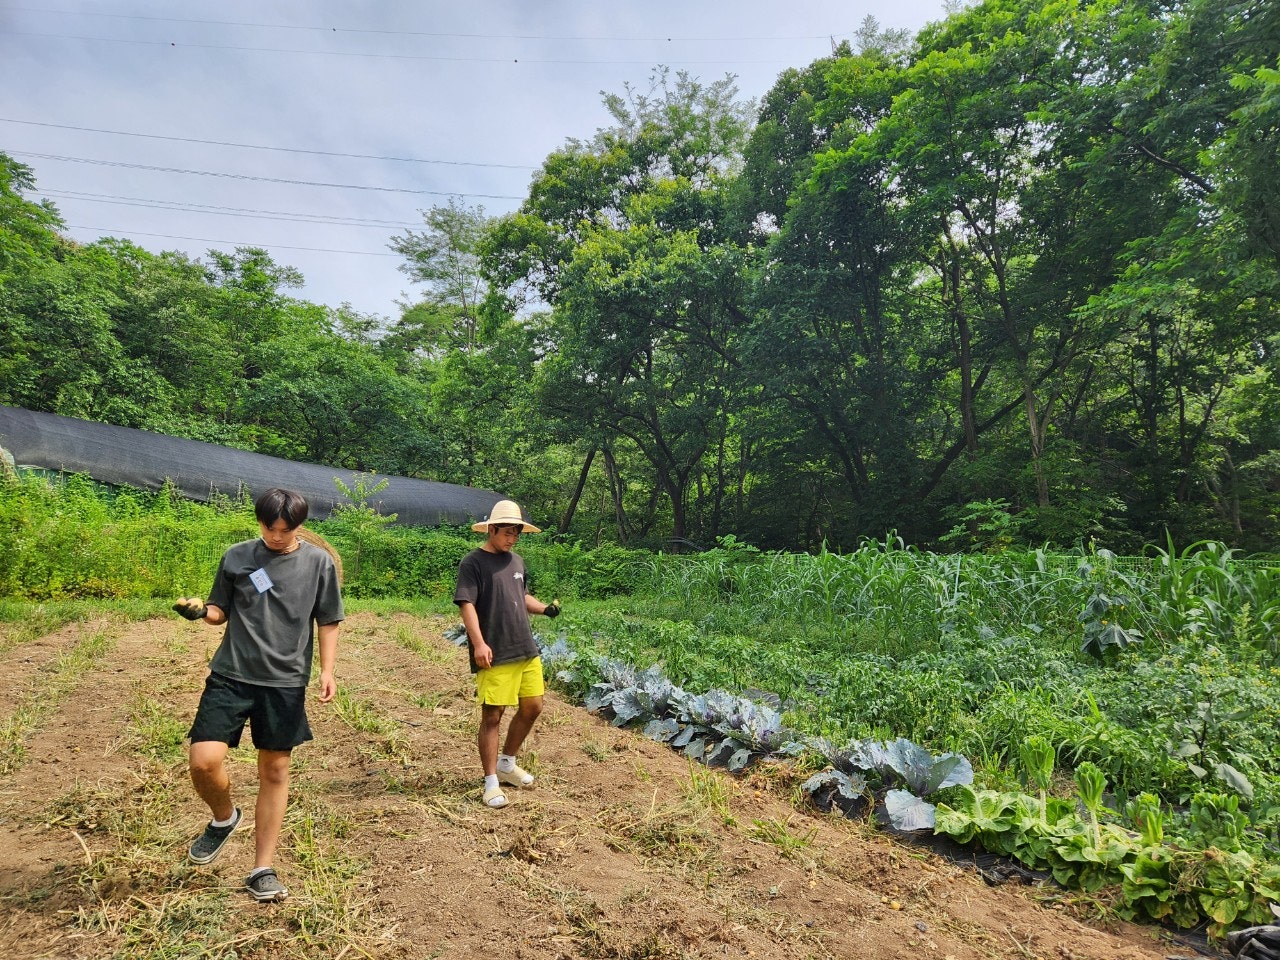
top-left (0, 612), bottom-right (1182, 960)
top-left (0, 616), bottom-right (204, 958)
top-left (304, 614), bottom-right (1178, 960)
top-left (0, 616), bottom-right (119, 710)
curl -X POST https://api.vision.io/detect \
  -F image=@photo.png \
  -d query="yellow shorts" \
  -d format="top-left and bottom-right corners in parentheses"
top-left (476, 656), bottom-right (545, 707)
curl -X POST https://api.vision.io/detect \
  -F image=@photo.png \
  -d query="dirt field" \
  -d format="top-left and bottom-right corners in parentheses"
top-left (0, 610), bottom-right (1213, 959)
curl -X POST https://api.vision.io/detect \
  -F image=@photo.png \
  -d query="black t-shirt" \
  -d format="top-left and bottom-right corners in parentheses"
top-left (453, 548), bottom-right (538, 672)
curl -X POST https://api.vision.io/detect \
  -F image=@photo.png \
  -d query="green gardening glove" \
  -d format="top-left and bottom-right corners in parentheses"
top-left (543, 598), bottom-right (562, 619)
top-left (173, 597), bottom-right (208, 621)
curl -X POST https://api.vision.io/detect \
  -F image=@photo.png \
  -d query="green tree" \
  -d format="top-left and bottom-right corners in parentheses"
top-left (81, 239), bottom-right (247, 440)
top-left (737, 41), bottom-right (939, 538)
top-left (0, 153), bottom-right (65, 278)
top-left (388, 199), bottom-right (491, 355)
top-left (205, 247), bottom-right (304, 376)
top-left (1063, 0), bottom-right (1280, 544)
top-left (0, 240), bottom-right (173, 424)
top-left (237, 306), bottom-right (436, 473)
top-left (1114, 0), bottom-right (1280, 262)
top-left (487, 69), bottom-right (756, 543)
top-left (422, 313), bottom-right (546, 492)
top-left (878, 0), bottom-right (1163, 512)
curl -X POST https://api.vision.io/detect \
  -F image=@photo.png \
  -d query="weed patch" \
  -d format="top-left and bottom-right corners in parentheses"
top-left (0, 600), bottom-right (98, 654)
top-left (747, 816), bottom-right (816, 860)
top-left (331, 688), bottom-right (412, 766)
top-left (122, 693), bottom-right (190, 764)
top-left (0, 628), bottom-right (116, 773)
top-left (390, 622), bottom-right (452, 663)
top-left (682, 762), bottom-right (737, 826)
top-left (599, 792), bottom-right (719, 869)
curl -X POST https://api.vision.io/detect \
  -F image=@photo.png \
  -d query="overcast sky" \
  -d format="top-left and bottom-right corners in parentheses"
top-left (1, 1), bottom-right (947, 321)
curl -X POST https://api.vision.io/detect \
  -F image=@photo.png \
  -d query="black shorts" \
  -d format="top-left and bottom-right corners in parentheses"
top-left (188, 673), bottom-right (312, 751)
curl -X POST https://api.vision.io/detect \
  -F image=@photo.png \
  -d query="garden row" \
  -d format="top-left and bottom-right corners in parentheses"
top-left (5, 471), bottom-right (1280, 934)
top-left (520, 622), bottom-right (1280, 937)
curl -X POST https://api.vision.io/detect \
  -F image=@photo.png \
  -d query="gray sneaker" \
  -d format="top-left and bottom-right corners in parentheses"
top-left (246, 868), bottom-right (289, 902)
top-left (188, 808), bottom-right (242, 864)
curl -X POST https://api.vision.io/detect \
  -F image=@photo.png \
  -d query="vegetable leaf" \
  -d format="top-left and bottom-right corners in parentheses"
top-left (884, 789), bottom-right (937, 831)
top-left (800, 769), bottom-right (867, 801)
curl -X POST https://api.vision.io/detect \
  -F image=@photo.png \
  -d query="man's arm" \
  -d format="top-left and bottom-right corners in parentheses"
top-left (524, 595), bottom-right (560, 618)
top-left (173, 599), bottom-right (227, 624)
top-left (460, 602), bottom-right (493, 668)
top-left (316, 621), bottom-right (339, 702)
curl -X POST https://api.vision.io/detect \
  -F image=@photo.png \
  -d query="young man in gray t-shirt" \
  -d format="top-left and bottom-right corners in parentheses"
top-left (173, 488), bottom-right (344, 901)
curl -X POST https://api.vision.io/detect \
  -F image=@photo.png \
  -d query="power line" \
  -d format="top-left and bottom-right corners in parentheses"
top-left (64, 224), bottom-right (399, 257)
top-left (13, 151), bottom-right (525, 200)
top-left (40, 190), bottom-right (424, 229)
top-left (12, 7), bottom-right (848, 42)
top-left (0, 117), bottom-right (538, 170)
top-left (45, 189), bottom-right (422, 226)
top-left (0, 28), bottom-right (801, 65)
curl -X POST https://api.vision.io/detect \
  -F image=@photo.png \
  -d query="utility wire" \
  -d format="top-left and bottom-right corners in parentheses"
top-left (10, 6), bottom-right (849, 42)
top-left (0, 117), bottom-right (538, 170)
top-left (13, 151), bottom-right (525, 200)
top-left (40, 190), bottom-right (424, 229)
top-left (0, 28), bottom-right (800, 65)
top-left (64, 224), bottom-right (399, 257)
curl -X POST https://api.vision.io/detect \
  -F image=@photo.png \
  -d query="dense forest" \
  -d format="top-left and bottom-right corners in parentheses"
top-left (2, 0), bottom-right (1277, 554)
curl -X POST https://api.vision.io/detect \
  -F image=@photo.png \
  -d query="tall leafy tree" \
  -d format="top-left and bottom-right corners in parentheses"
top-left (236, 303), bottom-right (437, 473)
top-left (0, 245), bottom-right (170, 424)
top-left (877, 0), bottom-right (1169, 512)
top-left (81, 239), bottom-right (248, 440)
top-left (388, 199), bottom-right (492, 356)
top-left (422, 313), bottom-right (545, 492)
top-left (738, 43), bottom-right (937, 537)
top-left (1114, 0), bottom-right (1280, 260)
top-left (0, 153), bottom-right (64, 278)
top-left (486, 69), bottom-right (756, 542)
top-left (1062, 0), bottom-right (1280, 543)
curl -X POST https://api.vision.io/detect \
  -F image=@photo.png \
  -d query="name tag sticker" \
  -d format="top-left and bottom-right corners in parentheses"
top-left (249, 568), bottom-right (274, 593)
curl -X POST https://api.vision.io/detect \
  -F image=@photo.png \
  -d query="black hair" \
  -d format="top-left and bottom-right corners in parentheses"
top-left (254, 487), bottom-right (309, 528)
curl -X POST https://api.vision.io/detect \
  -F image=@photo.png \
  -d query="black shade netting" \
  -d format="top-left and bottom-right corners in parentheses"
top-left (0, 405), bottom-right (501, 527)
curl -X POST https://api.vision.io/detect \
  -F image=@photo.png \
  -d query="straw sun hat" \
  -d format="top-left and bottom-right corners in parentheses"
top-left (471, 499), bottom-right (542, 534)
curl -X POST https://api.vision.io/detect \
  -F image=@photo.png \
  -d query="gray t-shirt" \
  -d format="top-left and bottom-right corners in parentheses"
top-left (207, 537), bottom-right (344, 687)
top-left (453, 547), bottom-right (538, 672)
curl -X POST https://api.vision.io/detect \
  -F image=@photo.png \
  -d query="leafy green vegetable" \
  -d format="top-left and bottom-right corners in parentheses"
top-left (884, 789), bottom-right (939, 831)
top-left (1075, 761), bottom-right (1107, 846)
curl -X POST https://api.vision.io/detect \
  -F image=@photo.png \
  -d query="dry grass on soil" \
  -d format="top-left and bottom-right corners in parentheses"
top-left (0, 611), bottom-right (1205, 959)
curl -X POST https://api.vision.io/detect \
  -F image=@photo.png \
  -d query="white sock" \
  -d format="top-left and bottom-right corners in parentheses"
top-left (484, 774), bottom-right (499, 792)
top-left (210, 811), bottom-right (237, 828)
top-left (247, 866), bottom-right (272, 881)
top-left (497, 754), bottom-right (516, 772)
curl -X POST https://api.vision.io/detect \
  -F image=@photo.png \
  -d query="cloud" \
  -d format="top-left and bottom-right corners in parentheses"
top-left (0, 0), bottom-right (945, 319)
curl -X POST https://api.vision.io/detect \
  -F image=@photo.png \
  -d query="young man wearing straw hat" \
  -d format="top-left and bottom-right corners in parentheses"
top-left (172, 487), bottom-right (344, 901)
top-left (454, 498), bottom-right (561, 809)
